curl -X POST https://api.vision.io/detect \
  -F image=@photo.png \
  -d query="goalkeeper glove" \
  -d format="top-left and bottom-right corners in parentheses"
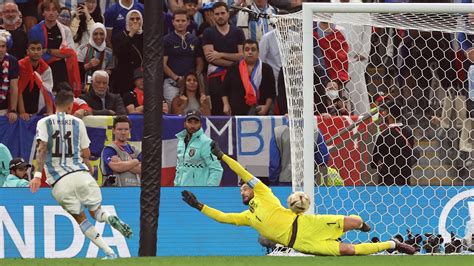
top-left (210, 141), bottom-right (224, 160)
top-left (182, 190), bottom-right (204, 211)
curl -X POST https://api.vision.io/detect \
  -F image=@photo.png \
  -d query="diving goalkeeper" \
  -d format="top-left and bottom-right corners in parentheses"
top-left (181, 142), bottom-right (416, 256)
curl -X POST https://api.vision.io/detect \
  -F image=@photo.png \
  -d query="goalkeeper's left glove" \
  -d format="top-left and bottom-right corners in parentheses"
top-left (182, 190), bottom-right (204, 211)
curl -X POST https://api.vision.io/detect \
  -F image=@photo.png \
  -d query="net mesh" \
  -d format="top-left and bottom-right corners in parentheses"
top-left (274, 9), bottom-right (474, 253)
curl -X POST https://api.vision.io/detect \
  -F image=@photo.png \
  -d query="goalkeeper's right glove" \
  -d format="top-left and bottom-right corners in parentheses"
top-left (210, 141), bottom-right (224, 160)
top-left (182, 190), bottom-right (204, 211)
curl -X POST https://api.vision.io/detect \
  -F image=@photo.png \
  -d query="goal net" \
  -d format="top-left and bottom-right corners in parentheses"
top-left (274, 3), bottom-right (474, 253)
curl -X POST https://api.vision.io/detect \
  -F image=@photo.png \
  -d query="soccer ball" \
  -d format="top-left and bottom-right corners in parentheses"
top-left (287, 191), bottom-right (310, 214)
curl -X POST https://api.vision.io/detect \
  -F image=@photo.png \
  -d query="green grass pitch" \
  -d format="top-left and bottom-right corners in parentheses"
top-left (2, 256), bottom-right (473, 266)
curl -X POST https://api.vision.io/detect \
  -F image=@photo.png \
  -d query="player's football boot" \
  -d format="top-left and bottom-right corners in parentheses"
top-left (108, 215), bottom-right (133, 238)
top-left (392, 239), bottom-right (416, 255)
top-left (102, 253), bottom-right (117, 260)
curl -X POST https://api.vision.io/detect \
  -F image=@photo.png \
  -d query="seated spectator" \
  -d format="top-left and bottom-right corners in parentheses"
top-left (104, 0), bottom-right (144, 47)
top-left (324, 81), bottom-right (350, 116)
top-left (371, 100), bottom-right (419, 186)
top-left (28, 0), bottom-right (81, 96)
top-left (100, 115), bottom-right (141, 186)
top-left (171, 72), bottom-right (211, 115)
top-left (1, 2), bottom-right (28, 60)
top-left (222, 39), bottom-right (275, 115)
top-left (112, 9), bottom-right (143, 96)
top-left (174, 110), bottom-right (223, 186)
top-left (18, 40), bottom-right (54, 121)
top-left (70, 0), bottom-right (103, 49)
top-left (77, 22), bottom-right (114, 86)
top-left (123, 67), bottom-right (169, 114)
top-left (3, 157), bottom-right (30, 187)
top-left (55, 82), bottom-right (92, 119)
top-left (163, 8), bottom-right (203, 105)
top-left (0, 30), bottom-right (19, 124)
top-left (80, 70), bottom-right (126, 115)
top-left (58, 7), bottom-right (72, 27)
top-left (0, 143), bottom-right (13, 187)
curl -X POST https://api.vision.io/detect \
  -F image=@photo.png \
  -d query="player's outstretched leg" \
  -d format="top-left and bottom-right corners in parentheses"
top-left (349, 239), bottom-right (416, 255)
top-left (92, 208), bottom-right (133, 239)
top-left (344, 215), bottom-right (371, 233)
top-left (76, 215), bottom-right (117, 259)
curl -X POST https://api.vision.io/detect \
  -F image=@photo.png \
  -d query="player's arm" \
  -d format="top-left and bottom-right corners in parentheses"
top-left (210, 142), bottom-right (271, 195)
top-left (30, 140), bottom-right (47, 193)
top-left (182, 190), bottom-right (250, 226)
top-left (81, 147), bottom-right (94, 175)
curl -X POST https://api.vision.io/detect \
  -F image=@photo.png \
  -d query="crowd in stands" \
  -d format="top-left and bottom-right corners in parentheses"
top-left (0, 0), bottom-right (471, 186)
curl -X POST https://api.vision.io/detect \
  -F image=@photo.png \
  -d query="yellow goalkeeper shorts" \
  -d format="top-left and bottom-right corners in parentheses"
top-left (292, 214), bottom-right (345, 256)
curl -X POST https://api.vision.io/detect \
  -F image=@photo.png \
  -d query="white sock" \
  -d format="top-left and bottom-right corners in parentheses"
top-left (389, 240), bottom-right (396, 249)
top-left (94, 208), bottom-right (111, 223)
top-left (80, 220), bottom-right (114, 255)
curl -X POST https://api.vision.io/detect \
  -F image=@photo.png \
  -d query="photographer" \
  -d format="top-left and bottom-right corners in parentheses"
top-left (70, 0), bottom-right (103, 49)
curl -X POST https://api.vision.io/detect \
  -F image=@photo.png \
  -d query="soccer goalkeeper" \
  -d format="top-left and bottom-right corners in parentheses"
top-left (181, 142), bottom-right (416, 256)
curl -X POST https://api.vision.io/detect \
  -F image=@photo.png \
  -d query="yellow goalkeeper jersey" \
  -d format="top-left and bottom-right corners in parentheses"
top-left (201, 179), bottom-right (297, 245)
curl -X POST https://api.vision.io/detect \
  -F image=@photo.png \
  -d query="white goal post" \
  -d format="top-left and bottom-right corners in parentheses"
top-left (274, 2), bottom-right (474, 251)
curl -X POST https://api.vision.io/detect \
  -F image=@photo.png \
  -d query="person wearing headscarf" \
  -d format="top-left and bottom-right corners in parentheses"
top-left (111, 10), bottom-right (143, 96)
top-left (76, 22), bottom-right (114, 89)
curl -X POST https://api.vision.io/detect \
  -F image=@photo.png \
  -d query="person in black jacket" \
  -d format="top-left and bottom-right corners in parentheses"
top-left (371, 100), bottom-right (419, 186)
top-left (80, 70), bottom-right (126, 116)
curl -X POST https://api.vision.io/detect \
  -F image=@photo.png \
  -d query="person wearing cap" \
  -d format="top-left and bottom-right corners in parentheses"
top-left (0, 29), bottom-right (19, 124)
top-left (77, 22), bottom-right (114, 89)
top-left (174, 109), bottom-right (223, 186)
top-left (371, 99), bottom-right (419, 186)
top-left (2, 157), bottom-right (31, 187)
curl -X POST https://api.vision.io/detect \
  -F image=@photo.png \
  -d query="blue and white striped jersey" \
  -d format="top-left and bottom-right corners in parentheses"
top-left (36, 112), bottom-right (90, 185)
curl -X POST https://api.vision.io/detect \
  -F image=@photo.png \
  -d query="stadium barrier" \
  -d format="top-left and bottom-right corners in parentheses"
top-left (0, 115), bottom-right (368, 186)
top-left (0, 186), bottom-right (472, 258)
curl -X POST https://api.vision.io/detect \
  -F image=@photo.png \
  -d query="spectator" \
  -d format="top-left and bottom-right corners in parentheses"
top-left (70, 0), bottom-right (103, 49)
top-left (18, 40), bottom-right (54, 121)
top-left (0, 30), bottom-right (19, 124)
top-left (196, 2), bottom-right (215, 38)
top-left (174, 110), bottom-right (223, 186)
top-left (100, 115), bottom-right (141, 186)
top-left (55, 81), bottom-right (92, 119)
top-left (259, 29), bottom-right (281, 93)
top-left (236, 0), bottom-right (278, 42)
top-left (112, 9), bottom-right (143, 96)
top-left (2, 157), bottom-right (30, 187)
top-left (77, 22), bottom-right (114, 86)
top-left (269, 124), bottom-right (329, 186)
top-left (164, 0), bottom-right (199, 36)
top-left (371, 100), bottom-right (419, 186)
top-left (58, 7), bottom-right (72, 27)
top-left (1, 2), bottom-right (28, 60)
top-left (202, 2), bottom-right (245, 115)
top-left (163, 8), bottom-right (204, 105)
top-left (222, 39), bottom-right (275, 115)
top-left (313, 21), bottom-right (349, 114)
top-left (80, 70), bottom-right (126, 115)
top-left (28, 0), bottom-right (81, 96)
top-left (0, 143), bottom-right (13, 187)
top-left (104, 0), bottom-right (144, 47)
top-left (171, 72), bottom-right (211, 115)
top-left (324, 81), bottom-right (350, 116)
top-left (336, 0), bottom-right (371, 115)
top-left (16, 0), bottom-right (38, 33)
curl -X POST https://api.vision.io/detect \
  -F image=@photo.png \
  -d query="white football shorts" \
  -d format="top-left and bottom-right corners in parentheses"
top-left (51, 171), bottom-right (102, 215)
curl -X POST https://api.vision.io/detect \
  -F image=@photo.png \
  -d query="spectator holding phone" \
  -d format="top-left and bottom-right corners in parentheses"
top-left (71, 0), bottom-right (104, 49)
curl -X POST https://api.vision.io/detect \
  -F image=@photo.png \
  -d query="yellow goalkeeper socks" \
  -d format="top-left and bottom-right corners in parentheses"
top-left (354, 241), bottom-right (395, 255)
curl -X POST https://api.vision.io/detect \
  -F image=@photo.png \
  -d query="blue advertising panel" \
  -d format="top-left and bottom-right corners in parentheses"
top-left (1, 186), bottom-right (472, 258)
